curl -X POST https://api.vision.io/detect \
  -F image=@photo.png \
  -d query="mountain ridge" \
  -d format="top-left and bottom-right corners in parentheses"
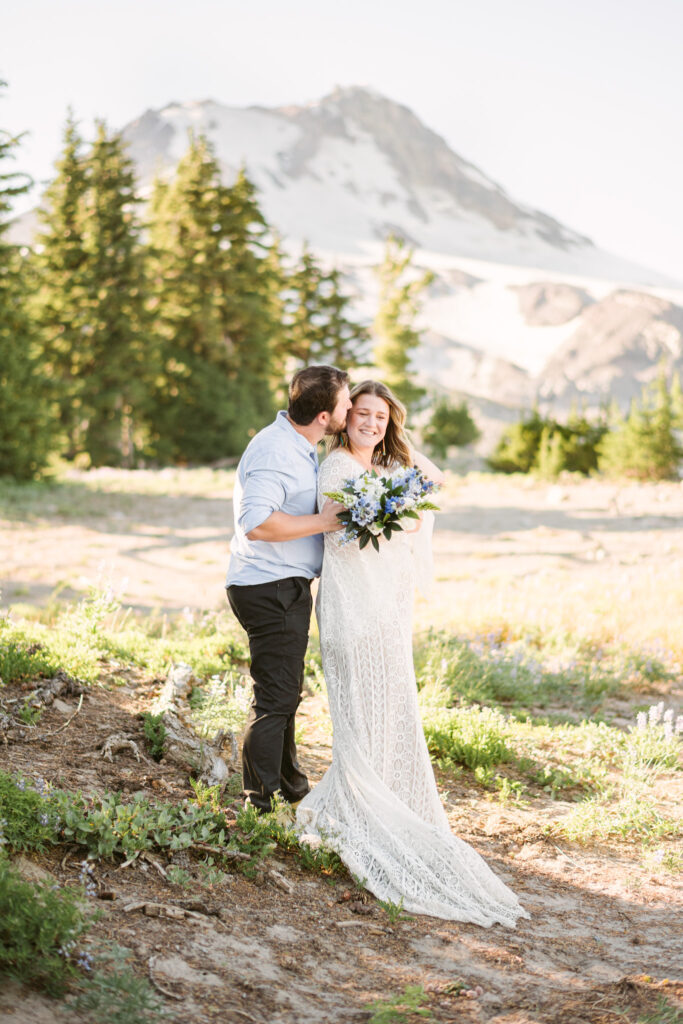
top-left (122, 87), bottom-right (675, 286)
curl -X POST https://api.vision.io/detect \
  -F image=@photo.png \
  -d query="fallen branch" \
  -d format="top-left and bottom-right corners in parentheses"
top-left (37, 694), bottom-right (84, 740)
top-left (118, 853), bottom-right (140, 870)
top-left (268, 868), bottom-right (294, 893)
top-left (100, 732), bottom-right (151, 764)
top-left (230, 1010), bottom-right (260, 1023)
top-left (189, 842), bottom-right (251, 861)
top-left (335, 919), bottom-right (385, 933)
top-left (141, 851), bottom-right (168, 879)
top-left (122, 900), bottom-right (207, 922)
top-left (148, 956), bottom-right (184, 1002)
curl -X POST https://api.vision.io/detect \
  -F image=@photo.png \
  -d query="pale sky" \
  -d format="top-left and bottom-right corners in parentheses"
top-left (2, 0), bottom-right (682, 281)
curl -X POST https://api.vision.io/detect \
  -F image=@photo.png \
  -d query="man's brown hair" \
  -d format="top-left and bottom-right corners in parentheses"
top-left (288, 365), bottom-right (350, 425)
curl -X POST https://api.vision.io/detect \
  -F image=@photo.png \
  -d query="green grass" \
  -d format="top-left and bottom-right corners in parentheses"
top-left (422, 705), bottom-right (514, 770)
top-left (637, 996), bottom-right (683, 1024)
top-left (69, 942), bottom-right (171, 1024)
top-left (0, 852), bottom-right (168, 1021)
top-left (141, 712), bottom-right (167, 762)
top-left (0, 587), bottom-right (251, 686)
top-left (365, 985), bottom-right (433, 1023)
top-left (414, 626), bottom-right (681, 716)
top-left (412, 622), bottom-right (681, 831)
top-left (547, 789), bottom-right (681, 844)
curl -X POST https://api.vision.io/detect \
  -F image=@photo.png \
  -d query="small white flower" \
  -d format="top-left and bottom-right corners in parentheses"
top-left (299, 833), bottom-right (322, 850)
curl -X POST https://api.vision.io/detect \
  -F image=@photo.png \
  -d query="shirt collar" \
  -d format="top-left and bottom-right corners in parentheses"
top-left (276, 410), bottom-right (318, 461)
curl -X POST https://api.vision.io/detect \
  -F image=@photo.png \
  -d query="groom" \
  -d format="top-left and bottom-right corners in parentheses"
top-left (226, 365), bottom-right (352, 811)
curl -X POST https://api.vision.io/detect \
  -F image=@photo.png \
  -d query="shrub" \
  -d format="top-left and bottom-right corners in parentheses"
top-left (422, 397), bottom-right (480, 459)
top-left (141, 712), bottom-right (166, 762)
top-left (598, 374), bottom-right (683, 481)
top-left (488, 408), bottom-right (606, 478)
top-left (0, 856), bottom-right (93, 995)
top-left (422, 705), bottom-right (514, 770)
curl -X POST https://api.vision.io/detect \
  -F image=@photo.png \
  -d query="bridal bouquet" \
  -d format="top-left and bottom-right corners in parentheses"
top-left (324, 465), bottom-right (440, 552)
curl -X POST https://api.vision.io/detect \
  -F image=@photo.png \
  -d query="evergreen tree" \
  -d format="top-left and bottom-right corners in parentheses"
top-left (422, 397), bottom-right (480, 459)
top-left (77, 121), bottom-right (149, 465)
top-left (598, 374), bottom-right (683, 480)
top-left (559, 405), bottom-right (607, 475)
top-left (535, 425), bottom-right (566, 479)
top-left (670, 371), bottom-right (683, 428)
top-left (147, 141), bottom-right (276, 461)
top-left (218, 166), bottom-right (278, 437)
top-left (372, 235), bottom-right (433, 414)
top-left (270, 242), bottom-right (368, 401)
top-left (285, 244), bottom-right (368, 368)
top-left (488, 405), bottom-right (606, 478)
top-left (487, 408), bottom-right (546, 474)
top-left (35, 117), bottom-right (148, 465)
top-left (0, 87), bottom-right (55, 479)
top-left (32, 111), bottom-right (90, 455)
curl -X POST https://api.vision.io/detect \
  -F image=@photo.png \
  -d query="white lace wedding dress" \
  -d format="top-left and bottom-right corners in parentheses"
top-left (296, 450), bottom-right (528, 927)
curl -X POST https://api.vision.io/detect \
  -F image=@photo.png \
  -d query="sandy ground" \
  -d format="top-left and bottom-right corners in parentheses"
top-left (3, 471), bottom-right (683, 641)
top-left (1, 471), bottom-right (682, 1023)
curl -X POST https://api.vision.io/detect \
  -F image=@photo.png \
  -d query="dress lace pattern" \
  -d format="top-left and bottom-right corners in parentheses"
top-left (296, 450), bottom-right (528, 927)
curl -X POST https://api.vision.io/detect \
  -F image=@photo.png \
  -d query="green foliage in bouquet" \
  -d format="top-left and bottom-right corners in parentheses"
top-left (326, 466), bottom-right (439, 552)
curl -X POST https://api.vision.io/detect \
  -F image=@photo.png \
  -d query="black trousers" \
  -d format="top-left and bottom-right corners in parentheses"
top-left (227, 577), bottom-right (312, 811)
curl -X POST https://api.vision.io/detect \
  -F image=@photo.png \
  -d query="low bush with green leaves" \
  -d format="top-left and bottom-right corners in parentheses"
top-left (0, 772), bottom-right (60, 852)
top-left (422, 705), bottom-right (514, 770)
top-left (0, 769), bottom-right (344, 881)
top-left (0, 856), bottom-right (169, 1023)
top-left (141, 712), bottom-right (167, 762)
top-left (0, 854), bottom-right (94, 995)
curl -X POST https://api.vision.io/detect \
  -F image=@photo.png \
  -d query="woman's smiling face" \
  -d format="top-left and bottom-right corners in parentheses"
top-left (346, 393), bottom-right (390, 453)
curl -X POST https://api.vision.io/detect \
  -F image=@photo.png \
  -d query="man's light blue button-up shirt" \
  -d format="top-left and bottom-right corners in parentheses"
top-left (226, 411), bottom-right (323, 587)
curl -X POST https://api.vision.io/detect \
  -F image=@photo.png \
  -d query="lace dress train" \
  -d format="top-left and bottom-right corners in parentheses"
top-left (296, 451), bottom-right (527, 927)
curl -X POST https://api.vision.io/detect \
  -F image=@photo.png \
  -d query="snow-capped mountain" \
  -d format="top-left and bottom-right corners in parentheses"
top-left (122, 86), bottom-right (674, 287)
top-left (118, 87), bottom-right (683, 421)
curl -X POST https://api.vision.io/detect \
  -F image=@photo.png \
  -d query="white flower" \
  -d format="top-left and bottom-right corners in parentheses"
top-left (299, 833), bottom-right (322, 850)
top-left (361, 478), bottom-right (384, 501)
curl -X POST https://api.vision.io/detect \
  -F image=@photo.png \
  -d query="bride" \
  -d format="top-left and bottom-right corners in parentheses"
top-left (296, 380), bottom-right (528, 927)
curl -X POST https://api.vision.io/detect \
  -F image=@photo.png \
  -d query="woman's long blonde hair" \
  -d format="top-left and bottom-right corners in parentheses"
top-left (329, 380), bottom-right (412, 468)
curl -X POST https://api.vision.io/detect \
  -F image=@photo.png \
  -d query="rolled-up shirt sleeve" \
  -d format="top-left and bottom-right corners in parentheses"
top-left (227, 411), bottom-right (322, 587)
top-left (238, 455), bottom-right (292, 535)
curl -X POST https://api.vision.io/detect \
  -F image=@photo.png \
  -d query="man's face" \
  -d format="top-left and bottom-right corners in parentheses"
top-left (325, 384), bottom-right (353, 435)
